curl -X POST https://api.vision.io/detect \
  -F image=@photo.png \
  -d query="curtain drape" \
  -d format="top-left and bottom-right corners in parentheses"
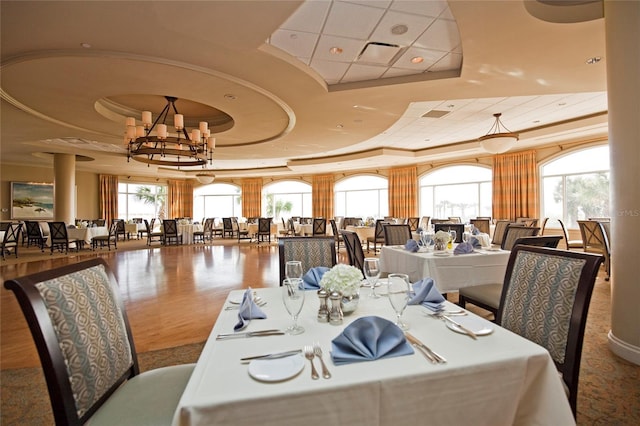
top-left (312, 175), bottom-right (334, 219)
top-left (492, 150), bottom-right (539, 221)
top-left (241, 178), bottom-right (263, 218)
top-left (99, 174), bottom-right (118, 224)
top-left (388, 166), bottom-right (417, 218)
top-left (167, 179), bottom-right (194, 219)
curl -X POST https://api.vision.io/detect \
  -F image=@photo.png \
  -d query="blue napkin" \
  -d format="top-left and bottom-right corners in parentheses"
top-left (233, 289), bottom-right (267, 331)
top-left (454, 241), bottom-right (475, 255)
top-left (302, 266), bottom-right (330, 290)
top-left (469, 236), bottom-right (482, 248)
top-left (408, 278), bottom-right (445, 311)
top-left (472, 227), bottom-right (480, 235)
top-left (330, 316), bottom-right (414, 365)
top-left (405, 239), bottom-right (419, 252)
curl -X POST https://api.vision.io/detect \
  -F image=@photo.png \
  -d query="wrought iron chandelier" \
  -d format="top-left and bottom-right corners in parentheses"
top-left (478, 113), bottom-right (519, 154)
top-left (125, 96), bottom-right (215, 168)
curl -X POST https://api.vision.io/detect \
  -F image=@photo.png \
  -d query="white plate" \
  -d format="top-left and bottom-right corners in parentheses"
top-left (484, 247), bottom-right (501, 252)
top-left (248, 354), bottom-right (304, 382)
top-left (445, 315), bottom-right (494, 336)
top-left (433, 251), bottom-right (452, 257)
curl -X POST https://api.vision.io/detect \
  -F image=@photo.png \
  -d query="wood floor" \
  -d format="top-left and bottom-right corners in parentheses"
top-left (1, 241), bottom-right (350, 370)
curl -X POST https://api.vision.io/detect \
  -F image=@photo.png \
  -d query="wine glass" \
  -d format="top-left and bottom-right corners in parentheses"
top-left (363, 258), bottom-right (381, 298)
top-left (448, 230), bottom-right (457, 247)
top-left (282, 278), bottom-right (305, 335)
top-left (387, 273), bottom-right (410, 330)
top-left (285, 261), bottom-right (303, 280)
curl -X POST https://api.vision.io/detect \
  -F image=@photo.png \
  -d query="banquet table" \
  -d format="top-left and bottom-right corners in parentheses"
top-left (345, 225), bottom-right (374, 244)
top-left (378, 245), bottom-right (511, 293)
top-left (173, 287), bottom-right (574, 426)
top-left (44, 226), bottom-right (108, 248)
top-left (246, 223), bottom-right (279, 240)
top-left (294, 222), bottom-right (313, 236)
top-left (178, 224), bottom-right (203, 245)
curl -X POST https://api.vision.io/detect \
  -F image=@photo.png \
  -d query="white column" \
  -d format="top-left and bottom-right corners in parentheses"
top-left (53, 153), bottom-right (76, 225)
top-left (605, 0), bottom-right (640, 365)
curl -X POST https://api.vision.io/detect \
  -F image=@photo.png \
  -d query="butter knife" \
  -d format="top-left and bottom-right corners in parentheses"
top-left (240, 349), bottom-right (302, 362)
top-left (405, 332), bottom-right (447, 364)
top-left (216, 329), bottom-right (284, 340)
top-left (441, 315), bottom-right (478, 340)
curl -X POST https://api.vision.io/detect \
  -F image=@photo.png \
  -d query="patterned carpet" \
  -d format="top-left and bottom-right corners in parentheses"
top-left (1, 273), bottom-right (638, 425)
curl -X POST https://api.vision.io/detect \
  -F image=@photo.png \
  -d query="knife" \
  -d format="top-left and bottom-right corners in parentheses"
top-left (405, 332), bottom-right (447, 364)
top-left (216, 329), bottom-right (284, 340)
top-left (441, 315), bottom-right (478, 340)
top-left (240, 349), bottom-right (302, 362)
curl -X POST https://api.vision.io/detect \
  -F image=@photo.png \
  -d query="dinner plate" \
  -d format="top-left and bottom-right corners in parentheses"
top-left (433, 251), bottom-right (452, 257)
top-left (248, 354), bottom-right (304, 382)
top-left (484, 246), bottom-right (501, 252)
top-left (445, 315), bottom-right (494, 336)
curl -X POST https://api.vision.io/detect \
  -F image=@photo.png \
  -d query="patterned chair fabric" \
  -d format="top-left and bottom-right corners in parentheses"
top-left (501, 225), bottom-right (539, 250)
top-left (496, 246), bottom-right (603, 417)
top-left (383, 224), bottom-right (412, 246)
top-left (278, 237), bottom-right (336, 284)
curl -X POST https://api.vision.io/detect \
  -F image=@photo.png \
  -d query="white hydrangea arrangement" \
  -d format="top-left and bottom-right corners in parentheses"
top-left (319, 264), bottom-right (364, 294)
top-left (434, 230), bottom-right (451, 245)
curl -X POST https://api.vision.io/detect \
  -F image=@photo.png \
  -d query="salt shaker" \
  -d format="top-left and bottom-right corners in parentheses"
top-left (317, 289), bottom-right (329, 323)
top-left (329, 290), bottom-right (343, 325)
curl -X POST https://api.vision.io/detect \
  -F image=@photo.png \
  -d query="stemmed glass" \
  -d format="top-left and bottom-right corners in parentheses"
top-left (285, 261), bottom-right (303, 280)
top-left (387, 273), bottom-right (410, 330)
top-left (448, 230), bottom-right (457, 247)
top-left (282, 278), bottom-right (305, 335)
top-left (363, 258), bottom-right (381, 298)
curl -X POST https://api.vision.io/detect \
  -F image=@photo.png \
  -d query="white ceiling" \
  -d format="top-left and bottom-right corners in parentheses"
top-left (0, 0), bottom-right (608, 181)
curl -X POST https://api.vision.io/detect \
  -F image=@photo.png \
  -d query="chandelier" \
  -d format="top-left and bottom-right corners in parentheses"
top-left (478, 113), bottom-right (519, 154)
top-left (125, 96), bottom-right (215, 168)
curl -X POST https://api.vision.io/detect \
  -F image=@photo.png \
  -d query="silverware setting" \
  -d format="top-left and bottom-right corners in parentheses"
top-left (224, 299), bottom-right (267, 310)
top-left (313, 342), bottom-right (331, 379)
top-left (216, 329), bottom-right (284, 340)
top-left (424, 308), bottom-right (468, 317)
top-left (405, 332), bottom-right (447, 364)
top-left (303, 345), bottom-right (320, 380)
top-left (438, 314), bottom-right (478, 340)
top-left (239, 349), bottom-right (302, 363)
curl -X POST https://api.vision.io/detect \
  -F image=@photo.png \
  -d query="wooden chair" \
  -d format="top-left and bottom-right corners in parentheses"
top-left (539, 217), bottom-right (549, 234)
top-left (329, 219), bottom-right (343, 250)
top-left (419, 216), bottom-right (430, 231)
top-left (279, 218), bottom-right (293, 239)
top-left (406, 217), bottom-right (420, 232)
top-left (112, 219), bottom-right (127, 241)
top-left (3, 258), bottom-right (195, 426)
top-left (383, 224), bottom-right (412, 246)
top-left (501, 225), bottom-right (540, 250)
top-left (366, 219), bottom-right (387, 253)
top-left (162, 219), bottom-right (183, 245)
top-left (257, 217), bottom-right (272, 243)
top-left (222, 217), bottom-right (235, 238)
top-left (448, 216), bottom-right (462, 223)
top-left (312, 218), bottom-right (327, 236)
top-left (470, 218), bottom-right (490, 235)
top-left (91, 222), bottom-right (118, 251)
top-left (433, 223), bottom-right (464, 243)
top-left (490, 220), bottom-right (513, 246)
top-left (144, 219), bottom-right (163, 246)
top-left (578, 220), bottom-right (611, 280)
top-left (558, 219), bottom-right (584, 250)
top-left (232, 217), bottom-right (251, 242)
top-left (496, 246), bottom-right (603, 417)
top-left (340, 230), bottom-right (365, 274)
top-left (194, 218), bottom-right (214, 243)
top-left (278, 237), bottom-right (336, 284)
top-left (25, 220), bottom-right (45, 252)
top-left (1, 222), bottom-right (22, 260)
top-left (48, 222), bottom-right (79, 254)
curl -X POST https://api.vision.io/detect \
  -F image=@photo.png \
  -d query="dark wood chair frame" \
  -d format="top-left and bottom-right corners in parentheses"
top-left (162, 219), bottom-right (183, 245)
top-left (433, 223), bottom-right (465, 243)
top-left (382, 224), bottom-right (412, 246)
top-left (48, 222), bottom-right (79, 255)
top-left (1, 222), bottom-right (22, 259)
top-left (340, 230), bottom-right (365, 274)
top-left (25, 220), bottom-right (45, 252)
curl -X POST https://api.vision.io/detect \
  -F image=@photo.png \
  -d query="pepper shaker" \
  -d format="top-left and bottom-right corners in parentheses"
top-left (329, 290), bottom-right (343, 325)
top-left (317, 288), bottom-right (329, 322)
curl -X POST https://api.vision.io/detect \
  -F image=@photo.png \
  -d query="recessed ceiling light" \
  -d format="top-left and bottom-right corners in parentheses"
top-left (586, 56), bottom-right (601, 65)
top-left (329, 47), bottom-right (343, 55)
top-left (336, 124), bottom-right (343, 128)
top-left (290, 34), bottom-right (298, 40)
top-left (411, 56), bottom-right (424, 64)
top-left (80, 42), bottom-right (91, 48)
top-left (224, 94), bottom-right (237, 100)
top-left (391, 24), bottom-right (409, 35)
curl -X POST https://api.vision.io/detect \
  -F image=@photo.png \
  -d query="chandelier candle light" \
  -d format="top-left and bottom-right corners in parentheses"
top-left (125, 96), bottom-right (215, 168)
top-left (478, 113), bottom-right (519, 154)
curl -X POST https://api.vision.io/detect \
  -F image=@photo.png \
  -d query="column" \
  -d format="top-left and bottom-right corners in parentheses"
top-left (605, 0), bottom-right (640, 365)
top-left (53, 153), bottom-right (76, 224)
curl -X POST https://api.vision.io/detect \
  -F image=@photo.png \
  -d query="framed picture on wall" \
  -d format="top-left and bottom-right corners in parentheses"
top-left (11, 182), bottom-right (54, 220)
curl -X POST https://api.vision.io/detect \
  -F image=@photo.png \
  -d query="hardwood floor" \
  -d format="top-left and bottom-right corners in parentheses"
top-left (1, 241), bottom-right (349, 370)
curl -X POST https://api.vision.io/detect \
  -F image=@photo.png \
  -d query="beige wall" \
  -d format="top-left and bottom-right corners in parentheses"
top-left (0, 164), bottom-right (99, 222)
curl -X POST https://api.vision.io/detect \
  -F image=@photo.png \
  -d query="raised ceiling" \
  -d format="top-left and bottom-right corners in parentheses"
top-left (0, 1), bottom-right (608, 181)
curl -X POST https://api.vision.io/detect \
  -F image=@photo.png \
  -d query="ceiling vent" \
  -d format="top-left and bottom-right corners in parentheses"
top-left (422, 110), bottom-right (450, 119)
top-left (356, 42), bottom-right (405, 66)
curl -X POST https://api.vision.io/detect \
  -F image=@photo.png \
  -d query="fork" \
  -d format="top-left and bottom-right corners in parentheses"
top-left (313, 343), bottom-right (331, 379)
top-left (303, 345), bottom-right (319, 380)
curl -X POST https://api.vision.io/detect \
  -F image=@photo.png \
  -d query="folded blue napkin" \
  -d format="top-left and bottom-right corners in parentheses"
top-left (405, 239), bottom-right (419, 252)
top-left (472, 227), bottom-right (480, 235)
top-left (233, 289), bottom-right (267, 331)
top-left (302, 266), bottom-right (330, 290)
top-left (469, 236), bottom-right (482, 248)
top-left (330, 316), bottom-right (414, 365)
top-left (408, 278), bottom-right (445, 311)
top-left (454, 241), bottom-right (475, 255)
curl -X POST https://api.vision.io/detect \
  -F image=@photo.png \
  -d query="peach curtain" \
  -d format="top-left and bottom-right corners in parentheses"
top-left (492, 150), bottom-right (539, 221)
top-left (99, 174), bottom-right (118, 224)
top-left (312, 175), bottom-right (334, 219)
top-left (167, 179), bottom-right (194, 219)
top-left (388, 166), bottom-right (417, 218)
top-left (242, 178), bottom-right (263, 218)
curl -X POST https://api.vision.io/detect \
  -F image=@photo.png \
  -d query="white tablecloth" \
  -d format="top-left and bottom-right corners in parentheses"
top-left (246, 223), bottom-right (278, 239)
top-left (379, 245), bottom-right (511, 292)
top-left (173, 287), bottom-right (574, 426)
top-left (177, 224), bottom-right (203, 245)
top-left (294, 222), bottom-right (313, 236)
top-left (346, 225), bottom-right (375, 243)
top-left (45, 226), bottom-right (108, 246)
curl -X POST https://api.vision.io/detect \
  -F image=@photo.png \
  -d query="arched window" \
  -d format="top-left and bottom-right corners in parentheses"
top-left (419, 165), bottom-right (492, 223)
top-left (193, 183), bottom-right (242, 221)
top-left (335, 175), bottom-right (388, 218)
top-left (541, 145), bottom-right (610, 228)
top-left (262, 180), bottom-right (312, 220)
top-left (118, 182), bottom-right (167, 221)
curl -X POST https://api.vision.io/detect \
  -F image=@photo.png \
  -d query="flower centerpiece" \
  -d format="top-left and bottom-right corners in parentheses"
top-left (433, 230), bottom-right (451, 251)
top-left (319, 264), bottom-right (364, 314)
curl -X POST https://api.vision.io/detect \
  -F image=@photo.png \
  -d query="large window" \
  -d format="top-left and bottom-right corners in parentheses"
top-left (118, 182), bottom-right (167, 220)
top-left (419, 165), bottom-right (492, 223)
top-left (541, 145), bottom-right (610, 228)
top-left (193, 183), bottom-right (242, 220)
top-left (263, 180), bottom-right (312, 220)
top-left (335, 175), bottom-right (388, 218)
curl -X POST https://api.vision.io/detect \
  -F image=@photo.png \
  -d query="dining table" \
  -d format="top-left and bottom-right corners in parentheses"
top-left (172, 286), bottom-right (574, 426)
top-left (378, 245), bottom-right (511, 293)
top-left (177, 223), bottom-right (204, 245)
top-left (44, 226), bottom-right (108, 249)
top-left (345, 225), bottom-right (375, 244)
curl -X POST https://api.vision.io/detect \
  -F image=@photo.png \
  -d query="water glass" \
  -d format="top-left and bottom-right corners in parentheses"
top-left (282, 278), bottom-right (305, 335)
top-left (285, 260), bottom-right (303, 280)
top-left (363, 257), bottom-right (381, 298)
top-left (387, 273), bottom-right (410, 330)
